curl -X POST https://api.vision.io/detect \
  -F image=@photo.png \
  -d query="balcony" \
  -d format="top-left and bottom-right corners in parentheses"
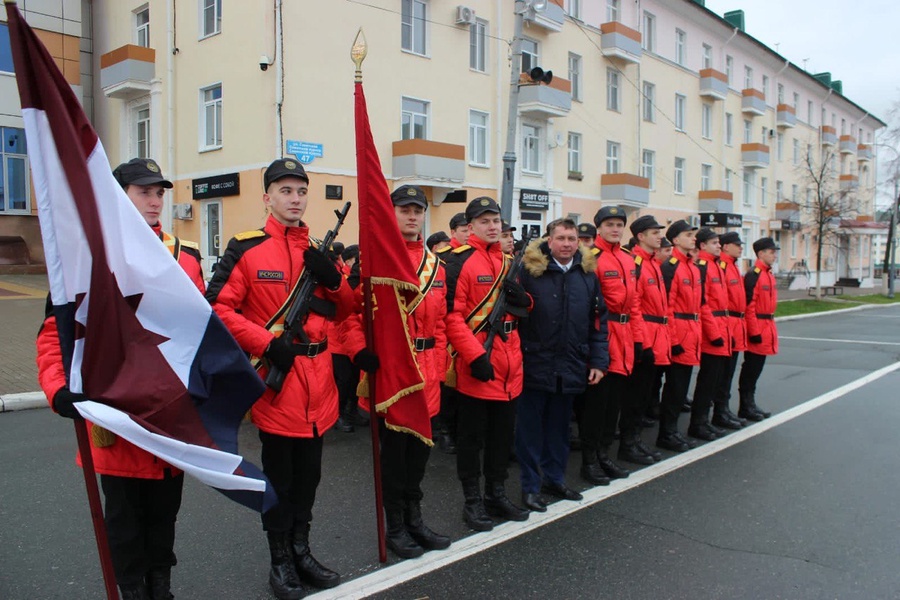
top-left (698, 190), bottom-right (734, 213)
top-left (698, 69), bottom-right (728, 100)
top-left (600, 173), bottom-right (649, 208)
top-left (858, 144), bottom-right (873, 161)
top-left (600, 22), bottom-right (642, 64)
top-left (776, 104), bottom-right (796, 128)
top-left (821, 125), bottom-right (837, 146)
top-left (741, 88), bottom-right (766, 116)
top-left (100, 44), bottom-right (156, 100)
top-left (518, 75), bottom-right (572, 118)
top-left (839, 135), bottom-right (857, 155)
top-left (523, 1), bottom-right (565, 32)
top-left (391, 139), bottom-right (465, 184)
top-left (775, 201), bottom-right (800, 222)
top-left (839, 174), bottom-right (859, 192)
top-left (741, 143), bottom-right (770, 169)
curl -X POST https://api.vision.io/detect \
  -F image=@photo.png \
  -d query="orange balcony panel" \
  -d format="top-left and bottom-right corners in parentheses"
top-left (698, 189), bottom-right (734, 213)
top-left (839, 135), bottom-right (857, 154)
top-left (699, 69), bottom-right (728, 100)
top-left (392, 139), bottom-right (465, 182)
top-left (858, 144), bottom-right (873, 161)
top-left (600, 22), bottom-right (642, 63)
top-left (776, 104), bottom-right (796, 128)
top-left (741, 89), bottom-right (766, 115)
top-left (820, 126), bottom-right (837, 145)
top-left (600, 173), bottom-right (650, 208)
top-left (100, 44), bottom-right (157, 100)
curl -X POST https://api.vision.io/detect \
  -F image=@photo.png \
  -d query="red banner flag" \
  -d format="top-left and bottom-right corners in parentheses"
top-left (354, 81), bottom-right (432, 444)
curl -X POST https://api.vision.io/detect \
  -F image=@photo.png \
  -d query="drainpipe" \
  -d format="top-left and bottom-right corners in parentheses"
top-left (164, 0), bottom-right (176, 232)
top-left (274, 0), bottom-right (284, 158)
top-left (721, 27), bottom-right (738, 193)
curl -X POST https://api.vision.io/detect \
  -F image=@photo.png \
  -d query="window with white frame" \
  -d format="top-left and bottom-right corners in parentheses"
top-left (566, 0), bottom-right (582, 20)
top-left (401, 0), bottom-right (427, 55)
top-left (725, 55), bottom-right (733, 85)
top-left (469, 18), bottom-right (487, 72)
top-left (569, 53), bottom-right (582, 102)
top-left (743, 119), bottom-right (752, 144)
top-left (793, 92), bottom-right (800, 111)
top-left (743, 227), bottom-right (752, 258)
top-left (0, 127), bottom-right (29, 213)
top-left (776, 180), bottom-right (784, 202)
top-left (791, 233), bottom-right (797, 258)
top-left (135, 105), bottom-right (150, 158)
top-left (642, 150), bottom-right (655, 189)
top-left (200, 0), bottom-right (222, 38)
top-left (642, 82), bottom-right (655, 122)
top-left (701, 104), bottom-right (712, 139)
top-left (831, 113), bottom-right (836, 127)
top-left (568, 132), bottom-right (582, 174)
top-left (606, 0), bottom-right (619, 22)
top-left (761, 176), bottom-right (768, 207)
top-left (675, 29), bottom-right (686, 66)
top-left (674, 157), bottom-right (685, 193)
top-left (700, 163), bottom-right (712, 191)
top-left (725, 168), bottom-right (733, 192)
top-left (725, 112), bottom-right (733, 145)
top-left (675, 94), bottom-right (686, 131)
top-left (135, 6), bottom-right (150, 47)
top-left (642, 11), bottom-right (655, 52)
top-left (607, 68), bottom-right (620, 111)
top-left (743, 65), bottom-right (753, 89)
top-left (807, 100), bottom-right (814, 124)
top-left (743, 170), bottom-right (755, 206)
top-left (793, 138), bottom-right (800, 165)
top-left (791, 184), bottom-right (798, 203)
top-left (840, 118), bottom-right (846, 135)
top-left (777, 83), bottom-right (784, 104)
top-left (606, 141), bottom-right (620, 174)
top-left (775, 132), bottom-right (783, 160)
top-left (702, 43), bottom-right (712, 69)
top-left (468, 110), bottom-right (488, 166)
top-left (522, 124), bottom-right (541, 173)
top-left (200, 84), bottom-right (222, 150)
top-left (401, 97), bottom-right (429, 140)
top-left (521, 38), bottom-right (539, 74)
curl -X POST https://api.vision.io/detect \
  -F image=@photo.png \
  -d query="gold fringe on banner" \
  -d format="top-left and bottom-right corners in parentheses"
top-left (91, 424), bottom-right (116, 448)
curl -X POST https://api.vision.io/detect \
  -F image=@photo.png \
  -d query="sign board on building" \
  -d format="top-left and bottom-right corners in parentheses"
top-left (286, 140), bottom-right (324, 164)
top-left (192, 173), bottom-right (240, 200)
top-left (519, 188), bottom-right (549, 210)
top-left (698, 212), bottom-right (743, 228)
top-left (769, 219), bottom-right (801, 231)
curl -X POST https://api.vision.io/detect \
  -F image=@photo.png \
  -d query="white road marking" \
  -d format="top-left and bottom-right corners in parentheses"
top-left (780, 336), bottom-right (900, 346)
top-left (311, 359), bottom-right (900, 599)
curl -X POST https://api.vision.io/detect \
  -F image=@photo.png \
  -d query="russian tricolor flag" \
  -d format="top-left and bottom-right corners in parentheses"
top-left (6, 3), bottom-right (276, 513)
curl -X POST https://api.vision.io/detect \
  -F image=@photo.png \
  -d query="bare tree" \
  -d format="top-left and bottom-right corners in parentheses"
top-left (876, 101), bottom-right (900, 296)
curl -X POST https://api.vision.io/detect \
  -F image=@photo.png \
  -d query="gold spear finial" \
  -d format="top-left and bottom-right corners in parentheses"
top-left (351, 28), bottom-right (367, 82)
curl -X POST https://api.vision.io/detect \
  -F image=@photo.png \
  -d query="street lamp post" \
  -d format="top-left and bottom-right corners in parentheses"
top-left (885, 178), bottom-right (898, 298)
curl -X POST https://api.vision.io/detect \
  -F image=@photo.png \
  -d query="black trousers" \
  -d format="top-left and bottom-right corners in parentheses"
top-left (621, 359), bottom-right (656, 440)
top-left (99, 471), bottom-right (184, 587)
top-left (259, 430), bottom-right (324, 532)
top-left (437, 383), bottom-right (458, 439)
top-left (579, 372), bottom-right (627, 453)
top-left (691, 353), bottom-right (729, 425)
top-left (380, 421), bottom-right (431, 513)
top-left (738, 351), bottom-right (768, 401)
top-left (646, 366), bottom-right (666, 417)
top-left (332, 353), bottom-right (359, 417)
top-left (456, 392), bottom-right (517, 484)
top-left (659, 363), bottom-right (694, 435)
top-left (714, 352), bottom-right (741, 410)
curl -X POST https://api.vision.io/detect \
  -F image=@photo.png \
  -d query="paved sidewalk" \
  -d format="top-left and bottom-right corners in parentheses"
top-left (0, 274), bottom-right (47, 396)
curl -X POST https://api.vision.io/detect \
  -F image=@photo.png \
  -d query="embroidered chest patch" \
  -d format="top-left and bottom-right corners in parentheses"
top-left (257, 270), bottom-right (284, 280)
top-left (647, 278), bottom-right (656, 284)
top-left (604, 270), bottom-right (619, 278)
top-left (433, 280), bottom-right (445, 288)
top-left (683, 278), bottom-right (691, 285)
top-left (476, 275), bottom-right (494, 284)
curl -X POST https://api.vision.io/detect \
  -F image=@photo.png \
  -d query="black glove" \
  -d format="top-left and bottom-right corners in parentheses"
top-left (469, 354), bottom-right (495, 382)
top-left (749, 334), bottom-right (763, 344)
top-left (641, 348), bottom-right (655, 365)
top-left (265, 335), bottom-right (296, 373)
top-left (303, 248), bottom-right (342, 290)
top-left (671, 344), bottom-right (685, 357)
top-left (503, 279), bottom-right (530, 308)
top-left (711, 337), bottom-right (725, 347)
top-left (52, 387), bottom-right (87, 419)
top-left (353, 349), bottom-right (380, 373)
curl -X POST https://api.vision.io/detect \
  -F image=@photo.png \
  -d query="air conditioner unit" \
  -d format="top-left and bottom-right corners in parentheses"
top-left (173, 203), bottom-right (193, 220)
top-left (456, 5), bottom-right (476, 25)
top-left (689, 215), bottom-right (701, 228)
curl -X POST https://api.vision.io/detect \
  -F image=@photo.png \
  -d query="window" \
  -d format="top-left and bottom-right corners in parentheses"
top-left (674, 94), bottom-right (686, 131)
top-left (791, 233), bottom-right (797, 258)
top-left (568, 132), bottom-right (582, 174)
top-left (468, 110), bottom-right (488, 166)
top-left (469, 19), bottom-right (487, 72)
top-left (200, 0), bottom-right (222, 38)
top-left (725, 168), bottom-right (733, 192)
top-left (0, 23), bottom-right (13, 73)
top-left (674, 157), bottom-right (685, 193)
top-left (675, 29), bottom-right (686, 66)
top-left (567, 0), bottom-right (582, 20)
top-left (606, 141), bottom-right (620, 174)
top-left (642, 82), bottom-right (655, 122)
top-left (793, 138), bottom-right (800, 165)
top-left (702, 43), bottom-right (712, 69)
top-left (840, 118), bottom-right (846, 135)
top-left (569, 53), bottom-right (582, 102)
top-left (701, 104), bottom-right (712, 139)
top-left (401, 0), bottom-right (428, 55)
top-left (808, 100), bottom-right (814, 124)
top-left (200, 84), bottom-right (222, 149)
top-left (401, 97), bottom-right (429, 140)
top-left (743, 119), bottom-right (752, 144)
top-left (793, 92), bottom-right (800, 111)
top-left (642, 11), bottom-right (655, 52)
top-left (0, 127), bottom-right (29, 213)
top-left (607, 68), bottom-right (620, 111)
top-left (762, 75), bottom-right (769, 99)
top-left (642, 150), bottom-right (655, 189)
top-left (725, 55), bottom-right (733, 85)
top-left (744, 66), bottom-right (753, 89)
top-left (743, 227), bottom-right (752, 258)
top-left (701, 164), bottom-right (712, 191)
top-left (521, 38), bottom-right (539, 74)
top-left (760, 176), bottom-right (768, 207)
top-left (725, 113), bottom-right (733, 145)
top-left (522, 125), bottom-right (541, 173)
top-left (775, 132), bottom-right (783, 160)
top-left (743, 170), bottom-right (755, 206)
top-left (606, 0), bottom-right (619, 22)
top-left (135, 6), bottom-right (150, 47)
top-left (135, 105), bottom-right (150, 158)
top-left (777, 83), bottom-right (784, 104)
top-left (776, 180), bottom-right (784, 202)
top-left (791, 184), bottom-right (798, 202)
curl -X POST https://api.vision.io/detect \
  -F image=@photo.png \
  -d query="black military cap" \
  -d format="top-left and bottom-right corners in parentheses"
top-left (501, 220), bottom-right (517, 233)
top-left (391, 185), bottom-right (428, 208)
top-left (695, 227), bottom-right (719, 245)
top-left (666, 219), bottom-right (697, 242)
top-left (426, 231), bottom-right (450, 250)
top-left (449, 212), bottom-right (468, 230)
top-left (630, 215), bottom-right (665, 236)
top-left (264, 158), bottom-right (309, 190)
top-left (577, 222), bottom-right (597, 239)
top-left (720, 231), bottom-right (743, 246)
top-left (342, 244), bottom-right (359, 262)
top-left (113, 158), bottom-right (173, 189)
top-left (659, 237), bottom-right (673, 248)
top-left (593, 205), bottom-right (627, 226)
top-left (752, 237), bottom-right (780, 253)
top-left (465, 196), bottom-right (500, 222)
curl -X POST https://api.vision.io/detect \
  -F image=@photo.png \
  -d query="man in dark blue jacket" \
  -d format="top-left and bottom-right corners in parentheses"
top-left (515, 218), bottom-right (609, 512)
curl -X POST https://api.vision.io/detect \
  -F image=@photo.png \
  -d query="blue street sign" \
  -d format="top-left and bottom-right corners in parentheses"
top-left (286, 140), bottom-right (324, 164)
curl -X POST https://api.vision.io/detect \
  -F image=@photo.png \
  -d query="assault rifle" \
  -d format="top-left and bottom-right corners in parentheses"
top-left (482, 231), bottom-right (533, 358)
top-left (265, 201), bottom-right (352, 392)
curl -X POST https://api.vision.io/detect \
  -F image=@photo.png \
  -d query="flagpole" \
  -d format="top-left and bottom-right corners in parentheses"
top-left (353, 30), bottom-right (387, 564)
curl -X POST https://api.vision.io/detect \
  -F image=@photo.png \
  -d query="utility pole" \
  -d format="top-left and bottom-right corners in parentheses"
top-left (886, 179), bottom-right (899, 298)
top-left (499, 2), bottom-right (527, 225)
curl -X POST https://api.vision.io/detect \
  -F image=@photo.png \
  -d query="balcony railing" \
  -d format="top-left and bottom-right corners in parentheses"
top-left (839, 174), bottom-right (859, 191)
top-left (776, 104), bottom-right (796, 128)
top-left (821, 126), bottom-right (837, 146)
top-left (600, 22), bottom-right (642, 63)
top-left (741, 143), bottom-right (770, 169)
top-left (391, 139), bottom-right (465, 183)
top-left (518, 74), bottom-right (572, 118)
top-left (100, 44), bottom-right (156, 100)
top-left (600, 173), bottom-right (649, 208)
top-left (741, 89), bottom-right (766, 116)
top-left (839, 135), bottom-right (857, 155)
top-left (698, 190), bottom-right (734, 213)
top-left (858, 144), bottom-right (873, 161)
top-left (699, 69), bottom-right (728, 100)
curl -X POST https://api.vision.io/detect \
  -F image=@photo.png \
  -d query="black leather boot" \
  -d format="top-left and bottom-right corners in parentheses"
top-left (483, 481), bottom-right (529, 522)
top-left (634, 438), bottom-right (663, 461)
top-left (292, 523), bottom-right (340, 589)
top-left (386, 508), bottom-right (424, 559)
top-left (334, 415), bottom-right (354, 433)
top-left (739, 394), bottom-right (767, 421)
top-left (597, 449), bottom-right (630, 479)
top-left (405, 500), bottom-right (451, 550)
top-left (267, 531), bottom-right (305, 600)
top-left (461, 479), bottom-right (493, 531)
top-left (580, 451), bottom-right (611, 486)
top-left (712, 405), bottom-right (744, 430)
top-left (119, 584), bottom-right (150, 600)
top-left (147, 567), bottom-right (174, 600)
top-left (617, 436), bottom-right (656, 465)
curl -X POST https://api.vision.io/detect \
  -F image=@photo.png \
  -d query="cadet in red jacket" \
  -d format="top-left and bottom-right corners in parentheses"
top-left (444, 197), bottom-right (530, 531)
top-left (578, 206), bottom-right (643, 484)
top-left (713, 231), bottom-right (748, 429)
top-left (737, 237), bottom-right (779, 421)
top-left (658, 219), bottom-right (701, 453)
top-left (206, 159), bottom-right (353, 600)
top-left (688, 228), bottom-right (735, 441)
top-left (36, 158), bottom-right (202, 600)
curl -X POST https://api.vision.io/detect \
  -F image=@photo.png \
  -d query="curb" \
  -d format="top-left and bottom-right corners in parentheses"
top-left (0, 391), bottom-right (47, 413)
top-left (775, 301), bottom-right (900, 323)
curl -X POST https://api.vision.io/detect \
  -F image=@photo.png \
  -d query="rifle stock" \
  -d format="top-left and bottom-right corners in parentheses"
top-left (483, 232), bottom-right (532, 358)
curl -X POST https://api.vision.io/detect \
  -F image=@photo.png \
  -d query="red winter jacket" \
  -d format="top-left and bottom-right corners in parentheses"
top-left (744, 259), bottom-right (779, 355)
top-left (343, 240), bottom-right (447, 417)
top-left (661, 248), bottom-right (702, 366)
top-left (718, 253), bottom-right (747, 352)
top-left (206, 215), bottom-right (353, 438)
top-left (593, 237), bottom-right (644, 376)
top-left (444, 235), bottom-right (525, 401)
top-left (696, 250), bottom-right (732, 357)
top-left (632, 246), bottom-right (670, 367)
top-left (152, 224), bottom-right (205, 294)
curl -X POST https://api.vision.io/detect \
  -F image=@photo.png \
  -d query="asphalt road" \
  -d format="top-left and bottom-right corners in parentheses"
top-left (2, 305), bottom-right (900, 599)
